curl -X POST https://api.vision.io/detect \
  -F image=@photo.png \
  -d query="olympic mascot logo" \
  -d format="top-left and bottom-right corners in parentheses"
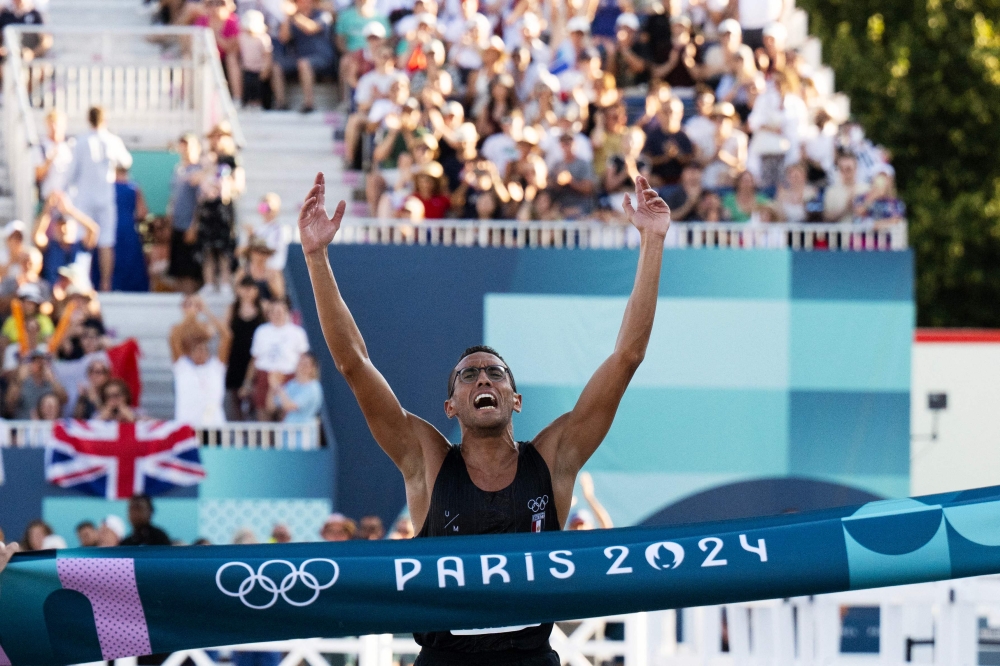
top-left (216, 559), bottom-right (340, 609)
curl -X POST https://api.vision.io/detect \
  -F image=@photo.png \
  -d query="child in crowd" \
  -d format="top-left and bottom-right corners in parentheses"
top-left (238, 10), bottom-right (273, 109)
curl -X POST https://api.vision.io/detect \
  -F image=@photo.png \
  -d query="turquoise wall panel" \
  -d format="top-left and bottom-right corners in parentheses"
top-left (487, 296), bottom-right (790, 389)
top-left (199, 449), bottom-right (335, 499)
top-left (789, 301), bottom-right (914, 391)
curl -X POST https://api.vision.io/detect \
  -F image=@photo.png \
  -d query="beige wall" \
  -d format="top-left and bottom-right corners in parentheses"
top-left (911, 339), bottom-right (1000, 495)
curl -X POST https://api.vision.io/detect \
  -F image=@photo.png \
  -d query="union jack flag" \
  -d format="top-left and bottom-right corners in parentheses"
top-left (45, 420), bottom-right (205, 500)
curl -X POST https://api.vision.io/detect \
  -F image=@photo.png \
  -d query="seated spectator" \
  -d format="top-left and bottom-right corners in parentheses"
top-left (268, 351), bottom-right (323, 422)
top-left (548, 132), bottom-right (596, 219)
top-left (716, 44), bottom-right (761, 123)
top-left (605, 13), bottom-right (649, 90)
top-left (341, 21), bottom-right (384, 102)
top-left (245, 193), bottom-right (290, 271)
top-left (643, 96), bottom-right (693, 188)
top-left (747, 71), bottom-right (808, 189)
top-left (358, 515), bottom-right (385, 540)
top-left (659, 164), bottom-right (705, 222)
top-left (823, 153), bottom-right (868, 223)
top-left (653, 16), bottom-right (697, 90)
top-left (2, 283), bottom-right (54, 344)
top-left (120, 495), bottom-right (172, 546)
top-left (801, 108), bottom-right (837, 185)
top-left (684, 91), bottom-right (719, 167)
top-left (75, 520), bottom-right (99, 547)
top-left (245, 297), bottom-right (310, 420)
top-left (6, 350), bottom-right (68, 420)
top-left (72, 357), bottom-right (111, 419)
top-left (0, 220), bottom-right (30, 290)
top-left (273, 0), bottom-right (335, 112)
top-left (366, 83), bottom-right (419, 213)
top-left (775, 162), bottom-right (818, 222)
top-left (97, 515), bottom-right (125, 547)
top-left (270, 524), bottom-right (293, 543)
top-left (723, 170), bottom-right (771, 222)
top-left (238, 10), bottom-right (273, 109)
top-left (695, 190), bottom-right (725, 222)
top-left (346, 42), bottom-right (397, 169)
top-left (33, 391), bottom-right (62, 420)
top-left (173, 308), bottom-right (232, 426)
top-left (112, 166), bottom-right (150, 292)
top-left (410, 162), bottom-right (451, 219)
top-left (737, 0), bottom-right (782, 51)
top-left (854, 170), bottom-right (905, 225)
top-left (702, 102), bottom-right (748, 188)
top-left (19, 519), bottom-right (53, 551)
top-left (335, 0), bottom-right (390, 69)
top-left (195, 0), bottom-right (243, 102)
top-left (0, 0), bottom-right (51, 68)
top-left (234, 238), bottom-right (285, 302)
top-left (33, 192), bottom-right (100, 287)
top-left (502, 127), bottom-right (548, 219)
top-left (591, 103), bottom-right (629, 179)
top-left (96, 378), bottom-right (138, 422)
top-left (34, 110), bottom-right (74, 202)
top-left (320, 513), bottom-right (356, 541)
top-left (600, 126), bottom-right (651, 219)
top-left (702, 19), bottom-right (742, 82)
top-left (225, 277), bottom-right (266, 420)
top-left (389, 516), bottom-right (414, 539)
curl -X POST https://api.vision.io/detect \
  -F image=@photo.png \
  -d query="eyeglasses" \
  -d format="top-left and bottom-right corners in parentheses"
top-left (456, 365), bottom-right (509, 384)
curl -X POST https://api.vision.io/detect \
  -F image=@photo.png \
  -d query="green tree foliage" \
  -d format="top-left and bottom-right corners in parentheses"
top-left (797, 0), bottom-right (1000, 325)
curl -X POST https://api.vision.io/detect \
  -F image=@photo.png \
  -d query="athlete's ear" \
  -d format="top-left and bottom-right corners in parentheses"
top-left (512, 392), bottom-right (522, 413)
top-left (444, 397), bottom-right (456, 419)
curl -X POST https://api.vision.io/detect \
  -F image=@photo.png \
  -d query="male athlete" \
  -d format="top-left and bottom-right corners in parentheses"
top-left (298, 172), bottom-right (670, 666)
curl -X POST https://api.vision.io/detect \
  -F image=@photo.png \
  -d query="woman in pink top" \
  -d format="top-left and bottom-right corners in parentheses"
top-left (195, 0), bottom-right (243, 102)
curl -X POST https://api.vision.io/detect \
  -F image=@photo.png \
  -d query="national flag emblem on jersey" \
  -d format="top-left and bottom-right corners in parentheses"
top-left (46, 420), bottom-right (205, 499)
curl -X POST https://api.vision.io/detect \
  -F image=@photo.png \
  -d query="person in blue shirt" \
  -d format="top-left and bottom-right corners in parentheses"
top-left (269, 351), bottom-right (323, 423)
top-left (32, 192), bottom-right (100, 287)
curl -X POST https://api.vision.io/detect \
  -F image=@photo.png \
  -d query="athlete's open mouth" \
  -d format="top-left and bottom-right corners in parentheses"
top-left (474, 393), bottom-right (498, 410)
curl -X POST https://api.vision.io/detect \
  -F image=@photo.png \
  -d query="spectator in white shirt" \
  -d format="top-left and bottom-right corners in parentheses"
top-left (33, 110), bottom-right (74, 200)
top-left (245, 297), bottom-right (309, 420)
top-left (67, 106), bottom-right (133, 292)
top-left (245, 192), bottom-right (290, 271)
top-left (173, 329), bottom-right (231, 426)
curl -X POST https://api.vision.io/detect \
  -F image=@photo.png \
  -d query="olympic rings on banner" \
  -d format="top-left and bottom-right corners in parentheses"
top-left (216, 559), bottom-right (340, 609)
top-left (527, 495), bottom-right (549, 513)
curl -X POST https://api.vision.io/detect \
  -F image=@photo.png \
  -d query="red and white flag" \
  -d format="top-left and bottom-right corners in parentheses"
top-left (46, 420), bottom-right (205, 499)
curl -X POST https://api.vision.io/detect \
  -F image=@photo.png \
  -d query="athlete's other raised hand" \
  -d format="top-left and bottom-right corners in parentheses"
top-left (622, 175), bottom-right (671, 238)
top-left (299, 172), bottom-right (347, 257)
top-left (0, 541), bottom-right (19, 575)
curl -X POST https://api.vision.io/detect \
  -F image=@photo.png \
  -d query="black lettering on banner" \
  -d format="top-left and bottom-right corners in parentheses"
top-left (548, 550), bottom-right (575, 579)
top-left (438, 556), bottom-right (465, 587)
top-left (604, 546), bottom-right (633, 575)
top-left (699, 537), bottom-right (727, 567)
top-left (739, 534), bottom-right (768, 562)
top-left (481, 555), bottom-right (511, 584)
top-left (525, 553), bottom-right (535, 581)
top-left (395, 558), bottom-right (421, 591)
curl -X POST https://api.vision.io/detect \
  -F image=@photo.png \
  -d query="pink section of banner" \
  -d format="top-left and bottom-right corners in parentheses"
top-left (0, 640), bottom-right (12, 666)
top-left (57, 558), bottom-right (152, 660)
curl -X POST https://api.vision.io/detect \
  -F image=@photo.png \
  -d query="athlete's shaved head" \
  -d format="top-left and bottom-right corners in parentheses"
top-left (447, 345), bottom-right (516, 396)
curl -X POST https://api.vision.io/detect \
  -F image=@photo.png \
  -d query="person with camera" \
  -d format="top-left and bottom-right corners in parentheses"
top-left (95, 378), bottom-right (139, 423)
top-left (4, 348), bottom-right (67, 420)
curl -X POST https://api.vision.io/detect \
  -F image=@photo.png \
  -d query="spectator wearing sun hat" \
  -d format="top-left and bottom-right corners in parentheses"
top-left (1, 282), bottom-right (54, 344)
top-left (97, 515), bottom-right (126, 547)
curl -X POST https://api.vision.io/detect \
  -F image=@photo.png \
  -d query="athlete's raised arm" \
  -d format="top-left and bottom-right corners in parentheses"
top-left (536, 176), bottom-right (670, 486)
top-left (299, 173), bottom-right (444, 480)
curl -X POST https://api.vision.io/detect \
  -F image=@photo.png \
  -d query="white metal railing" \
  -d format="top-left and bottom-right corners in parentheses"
top-left (103, 576), bottom-right (1000, 666)
top-left (1, 25), bottom-right (244, 223)
top-left (330, 219), bottom-right (908, 251)
top-left (0, 419), bottom-right (321, 450)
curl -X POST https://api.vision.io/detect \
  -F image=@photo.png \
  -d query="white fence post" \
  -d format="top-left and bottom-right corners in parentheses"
top-left (625, 612), bottom-right (649, 666)
top-left (880, 602), bottom-right (904, 666)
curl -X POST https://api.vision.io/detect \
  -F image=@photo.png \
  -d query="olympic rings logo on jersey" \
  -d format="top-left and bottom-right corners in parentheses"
top-left (528, 495), bottom-right (549, 513)
top-left (216, 559), bottom-right (340, 609)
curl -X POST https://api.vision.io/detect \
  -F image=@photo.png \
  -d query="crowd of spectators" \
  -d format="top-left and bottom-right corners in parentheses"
top-left (145, 0), bottom-right (906, 225)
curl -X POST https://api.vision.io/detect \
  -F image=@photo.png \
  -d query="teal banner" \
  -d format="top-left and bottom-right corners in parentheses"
top-left (2, 484), bottom-right (998, 666)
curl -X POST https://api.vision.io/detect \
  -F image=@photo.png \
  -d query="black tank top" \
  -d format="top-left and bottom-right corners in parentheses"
top-left (414, 442), bottom-right (560, 659)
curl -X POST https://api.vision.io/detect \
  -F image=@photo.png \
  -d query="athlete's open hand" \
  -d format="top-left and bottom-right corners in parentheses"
top-left (0, 541), bottom-right (19, 575)
top-left (623, 175), bottom-right (671, 238)
top-left (299, 173), bottom-right (347, 257)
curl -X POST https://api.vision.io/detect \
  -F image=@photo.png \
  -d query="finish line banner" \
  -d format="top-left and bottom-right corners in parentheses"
top-left (4, 486), bottom-right (1000, 666)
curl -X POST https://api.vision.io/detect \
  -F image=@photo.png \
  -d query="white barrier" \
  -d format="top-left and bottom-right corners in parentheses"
top-left (1, 25), bottom-right (243, 223)
top-left (330, 219), bottom-right (908, 251)
top-left (104, 576), bottom-right (1000, 666)
top-left (0, 419), bottom-right (321, 450)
